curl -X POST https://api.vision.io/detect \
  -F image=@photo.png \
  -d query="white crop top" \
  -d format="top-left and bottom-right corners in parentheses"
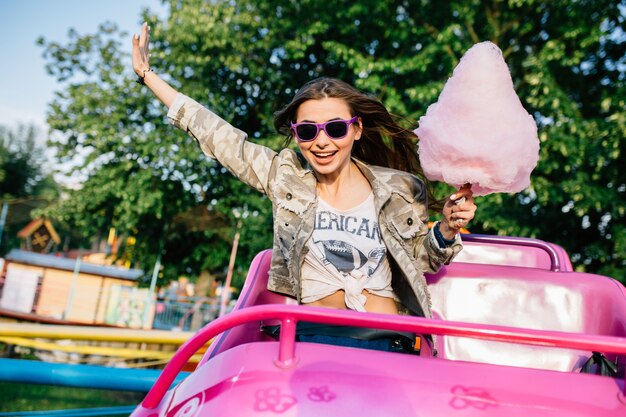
top-left (301, 193), bottom-right (397, 311)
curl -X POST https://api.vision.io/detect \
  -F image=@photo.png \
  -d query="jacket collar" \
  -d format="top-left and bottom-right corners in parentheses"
top-left (295, 152), bottom-right (414, 207)
top-left (352, 158), bottom-right (417, 208)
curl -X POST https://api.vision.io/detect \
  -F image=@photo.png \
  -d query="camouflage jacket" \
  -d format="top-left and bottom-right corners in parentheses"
top-left (168, 94), bottom-right (462, 318)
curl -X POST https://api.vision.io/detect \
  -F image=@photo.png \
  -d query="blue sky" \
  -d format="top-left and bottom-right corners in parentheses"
top-left (0, 0), bottom-right (167, 132)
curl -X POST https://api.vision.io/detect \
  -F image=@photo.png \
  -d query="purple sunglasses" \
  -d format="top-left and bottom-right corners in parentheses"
top-left (291, 116), bottom-right (359, 142)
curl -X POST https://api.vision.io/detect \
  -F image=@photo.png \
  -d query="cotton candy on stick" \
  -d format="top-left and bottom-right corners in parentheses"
top-left (415, 41), bottom-right (539, 196)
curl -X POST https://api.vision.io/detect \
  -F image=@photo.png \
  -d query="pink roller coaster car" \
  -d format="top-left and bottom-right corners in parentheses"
top-left (131, 234), bottom-right (626, 416)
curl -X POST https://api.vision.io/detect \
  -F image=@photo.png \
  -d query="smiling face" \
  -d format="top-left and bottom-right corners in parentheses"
top-left (294, 97), bottom-right (362, 182)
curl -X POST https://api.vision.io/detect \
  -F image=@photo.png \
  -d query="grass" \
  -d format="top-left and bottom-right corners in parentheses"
top-left (0, 382), bottom-right (145, 415)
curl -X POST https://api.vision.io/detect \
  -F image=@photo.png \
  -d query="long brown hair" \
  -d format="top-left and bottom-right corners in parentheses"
top-left (273, 77), bottom-right (439, 208)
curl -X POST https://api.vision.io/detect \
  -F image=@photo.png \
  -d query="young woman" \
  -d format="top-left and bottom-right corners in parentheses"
top-left (132, 23), bottom-right (476, 350)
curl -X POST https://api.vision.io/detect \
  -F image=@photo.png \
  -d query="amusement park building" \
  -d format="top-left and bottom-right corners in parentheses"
top-left (0, 249), bottom-right (150, 327)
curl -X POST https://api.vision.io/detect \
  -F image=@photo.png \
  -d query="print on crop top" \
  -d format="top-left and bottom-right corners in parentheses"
top-left (311, 195), bottom-right (386, 279)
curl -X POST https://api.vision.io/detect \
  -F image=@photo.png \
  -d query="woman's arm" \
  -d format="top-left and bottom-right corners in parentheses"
top-left (130, 23), bottom-right (280, 196)
top-left (401, 180), bottom-right (476, 273)
top-left (132, 22), bottom-right (177, 108)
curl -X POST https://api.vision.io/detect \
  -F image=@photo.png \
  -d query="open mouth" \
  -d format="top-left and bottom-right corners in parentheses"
top-left (312, 151), bottom-right (338, 159)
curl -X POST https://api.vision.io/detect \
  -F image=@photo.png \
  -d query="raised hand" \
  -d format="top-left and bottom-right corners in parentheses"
top-left (130, 23), bottom-right (178, 108)
top-left (132, 22), bottom-right (152, 79)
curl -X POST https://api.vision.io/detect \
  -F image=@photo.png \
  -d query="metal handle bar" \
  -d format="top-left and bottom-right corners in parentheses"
top-left (461, 234), bottom-right (563, 271)
top-left (140, 304), bottom-right (626, 408)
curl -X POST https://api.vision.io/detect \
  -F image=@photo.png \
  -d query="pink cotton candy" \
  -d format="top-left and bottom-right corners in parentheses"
top-left (415, 41), bottom-right (539, 196)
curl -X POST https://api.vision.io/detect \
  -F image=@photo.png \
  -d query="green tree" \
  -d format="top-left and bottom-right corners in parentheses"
top-left (0, 124), bottom-right (60, 253)
top-left (40, 0), bottom-right (624, 284)
top-left (38, 19), bottom-right (273, 287)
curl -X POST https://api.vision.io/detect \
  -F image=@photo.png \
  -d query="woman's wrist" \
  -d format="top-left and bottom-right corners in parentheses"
top-left (433, 222), bottom-right (456, 248)
top-left (437, 220), bottom-right (458, 241)
top-left (136, 67), bottom-right (154, 85)
top-left (135, 69), bottom-right (178, 109)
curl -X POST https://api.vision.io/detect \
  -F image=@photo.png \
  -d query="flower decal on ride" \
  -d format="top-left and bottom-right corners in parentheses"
top-left (307, 385), bottom-right (336, 402)
top-left (167, 392), bottom-right (203, 417)
top-left (449, 385), bottom-right (498, 410)
top-left (254, 387), bottom-right (297, 413)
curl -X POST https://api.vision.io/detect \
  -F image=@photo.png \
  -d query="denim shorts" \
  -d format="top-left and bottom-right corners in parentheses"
top-left (297, 334), bottom-right (416, 354)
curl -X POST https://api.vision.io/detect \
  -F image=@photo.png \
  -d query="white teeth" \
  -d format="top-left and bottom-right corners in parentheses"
top-left (314, 152), bottom-right (335, 157)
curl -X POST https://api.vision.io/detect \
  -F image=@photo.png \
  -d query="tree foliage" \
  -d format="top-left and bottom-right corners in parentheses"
top-left (0, 124), bottom-right (60, 253)
top-left (39, 0), bottom-right (625, 285)
top-left (0, 124), bottom-right (58, 200)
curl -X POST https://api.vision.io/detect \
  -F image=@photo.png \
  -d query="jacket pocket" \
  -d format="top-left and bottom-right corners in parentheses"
top-left (388, 204), bottom-right (426, 240)
top-left (274, 182), bottom-right (310, 215)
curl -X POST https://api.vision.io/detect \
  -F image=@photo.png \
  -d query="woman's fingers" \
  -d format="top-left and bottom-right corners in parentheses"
top-left (450, 210), bottom-right (474, 221)
top-left (444, 186), bottom-right (476, 231)
top-left (449, 198), bottom-right (475, 212)
top-left (450, 186), bottom-right (473, 203)
top-left (450, 196), bottom-right (476, 214)
top-left (132, 23), bottom-right (151, 76)
top-left (450, 218), bottom-right (469, 229)
top-left (452, 204), bottom-right (476, 225)
top-left (138, 23), bottom-right (147, 54)
top-left (131, 34), bottom-right (141, 74)
top-left (139, 22), bottom-right (149, 51)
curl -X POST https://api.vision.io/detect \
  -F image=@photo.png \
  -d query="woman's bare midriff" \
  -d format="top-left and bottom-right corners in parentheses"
top-left (304, 290), bottom-right (398, 315)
